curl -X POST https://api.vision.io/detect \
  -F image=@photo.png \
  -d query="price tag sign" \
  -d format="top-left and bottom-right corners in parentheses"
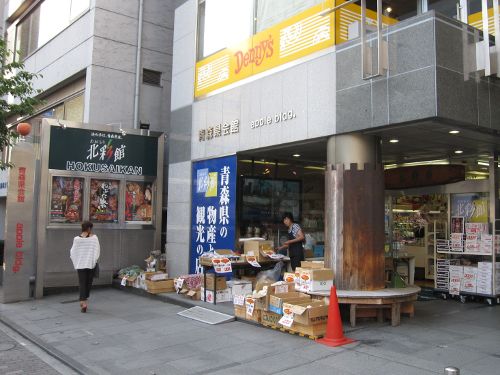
top-left (121, 277), bottom-right (127, 286)
top-left (233, 294), bottom-right (245, 306)
top-left (246, 256), bottom-right (261, 268)
top-left (175, 278), bottom-right (184, 291)
top-left (246, 298), bottom-right (255, 316)
top-left (279, 308), bottom-right (294, 328)
top-left (212, 257), bottom-right (232, 273)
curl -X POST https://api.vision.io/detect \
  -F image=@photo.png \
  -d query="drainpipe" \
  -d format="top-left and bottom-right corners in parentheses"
top-left (133, 0), bottom-right (144, 130)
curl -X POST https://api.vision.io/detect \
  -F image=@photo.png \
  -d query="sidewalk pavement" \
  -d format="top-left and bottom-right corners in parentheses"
top-left (0, 319), bottom-right (76, 374)
top-left (0, 288), bottom-right (499, 375)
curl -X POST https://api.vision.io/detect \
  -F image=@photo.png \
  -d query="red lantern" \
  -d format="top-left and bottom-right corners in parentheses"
top-left (16, 122), bottom-right (31, 136)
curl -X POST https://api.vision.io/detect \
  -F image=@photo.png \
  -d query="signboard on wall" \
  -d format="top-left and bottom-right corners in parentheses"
top-left (190, 155), bottom-right (237, 274)
top-left (451, 193), bottom-right (489, 223)
top-left (48, 126), bottom-right (158, 176)
top-left (194, 0), bottom-right (397, 97)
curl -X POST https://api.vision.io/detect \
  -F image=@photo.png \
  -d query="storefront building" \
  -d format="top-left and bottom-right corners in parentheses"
top-left (0, 0), bottom-right (182, 301)
top-left (168, 0), bottom-right (500, 297)
top-left (0, 119), bottom-right (164, 303)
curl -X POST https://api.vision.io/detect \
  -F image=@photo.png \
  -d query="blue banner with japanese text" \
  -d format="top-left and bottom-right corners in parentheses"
top-left (190, 155), bottom-right (237, 274)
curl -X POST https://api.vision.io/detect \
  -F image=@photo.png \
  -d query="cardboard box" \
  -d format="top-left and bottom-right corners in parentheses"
top-left (461, 266), bottom-right (478, 293)
top-left (145, 279), bottom-right (175, 294)
top-left (244, 240), bottom-right (274, 261)
top-left (240, 275), bottom-right (257, 289)
top-left (234, 304), bottom-right (246, 319)
top-left (269, 292), bottom-right (311, 315)
top-left (229, 279), bottom-right (253, 296)
top-left (282, 300), bottom-right (329, 326)
top-left (148, 272), bottom-right (170, 281)
top-left (298, 268), bottom-right (334, 292)
top-left (290, 322), bottom-right (327, 337)
top-left (205, 274), bottom-right (227, 291)
top-left (246, 308), bottom-right (262, 323)
top-left (304, 249), bottom-right (314, 258)
top-left (300, 261), bottom-right (325, 269)
top-left (261, 310), bottom-right (282, 326)
top-left (200, 287), bottom-right (232, 304)
top-left (254, 282), bottom-right (295, 311)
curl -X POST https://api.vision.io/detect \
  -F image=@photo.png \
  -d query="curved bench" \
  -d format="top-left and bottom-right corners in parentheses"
top-left (309, 286), bottom-right (421, 327)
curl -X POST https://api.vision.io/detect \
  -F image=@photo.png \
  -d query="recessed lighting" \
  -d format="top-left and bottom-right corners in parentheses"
top-left (449, 130), bottom-right (460, 134)
top-left (389, 139), bottom-right (399, 143)
top-left (293, 154), bottom-right (301, 158)
top-left (454, 150), bottom-right (463, 154)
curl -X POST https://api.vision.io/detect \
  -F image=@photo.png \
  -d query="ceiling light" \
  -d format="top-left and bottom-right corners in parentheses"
top-left (477, 161), bottom-right (489, 166)
top-left (304, 166), bottom-right (326, 171)
top-left (386, 7), bottom-right (392, 13)
top-left (389, 139), bottom-right (399, 143)
top-left (454, 150), bottom-right (463, 154)
top-left (449, 130), bottom-right (460, 134)
top-left (293, 154), bottom-right (301, 158)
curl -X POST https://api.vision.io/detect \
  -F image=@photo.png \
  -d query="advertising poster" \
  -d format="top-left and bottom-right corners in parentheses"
top-left (90, 179), bottom-right (119, 223)
top-left (451, 193), bottom-right (489, 223)
top-left (50, 176), bottom-right (84, 223)
top-left (190, 155), bottom-right (237, 274)
top-left (125, 181), bottom-right (153, 224)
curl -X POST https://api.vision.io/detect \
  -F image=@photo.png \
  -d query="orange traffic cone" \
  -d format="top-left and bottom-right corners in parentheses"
top-left (317, 285), bottom-right (355, 347)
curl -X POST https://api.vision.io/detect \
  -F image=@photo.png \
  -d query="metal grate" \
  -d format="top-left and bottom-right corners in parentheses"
top-left (177, 306), bottom-right (234, 325)
top-left (143, 69), bottom-right (162, 86)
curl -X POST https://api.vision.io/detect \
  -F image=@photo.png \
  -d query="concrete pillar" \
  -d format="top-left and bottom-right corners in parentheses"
top-left (325, 134), bottom-right (385, 290)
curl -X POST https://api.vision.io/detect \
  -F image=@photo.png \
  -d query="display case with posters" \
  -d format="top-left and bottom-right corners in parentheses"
top-left (49, 176), bottom-right (84, 223)
top-left (125, 181), bottom-right (153, 224)
top-left (89, 179), bottom-right (120, 223)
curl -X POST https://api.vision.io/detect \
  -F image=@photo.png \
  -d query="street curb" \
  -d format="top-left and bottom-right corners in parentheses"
top-left (0, 314), bottom-right (98, 375)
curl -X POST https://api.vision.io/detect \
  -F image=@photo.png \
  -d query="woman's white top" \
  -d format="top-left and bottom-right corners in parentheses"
top-left (70, 235), bottom-right (100, 270)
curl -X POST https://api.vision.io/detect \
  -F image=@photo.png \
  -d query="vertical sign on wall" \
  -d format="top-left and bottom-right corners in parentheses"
top-left (1, 141), bottom-right (36, 303)
top-left (190, 155), bottom-right (237, 274)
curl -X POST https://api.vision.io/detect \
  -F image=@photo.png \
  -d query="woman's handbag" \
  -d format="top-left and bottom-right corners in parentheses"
top-left (93, 263), bottom-right (100, 279)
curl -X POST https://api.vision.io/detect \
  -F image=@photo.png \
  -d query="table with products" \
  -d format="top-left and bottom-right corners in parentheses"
top-left (199, 256), bottom-right (290, 305)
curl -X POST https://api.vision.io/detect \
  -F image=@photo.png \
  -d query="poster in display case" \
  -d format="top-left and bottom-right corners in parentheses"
top-left (90, 179), bottom-right (119, 223)
top-left (50, 176), bottom-right (84, 223)
top-left (125, 181), bottom-right (153, 224)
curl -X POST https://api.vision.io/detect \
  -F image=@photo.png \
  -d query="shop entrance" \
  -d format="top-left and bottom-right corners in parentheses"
top-left (237, 139), bottom-right (327, 258)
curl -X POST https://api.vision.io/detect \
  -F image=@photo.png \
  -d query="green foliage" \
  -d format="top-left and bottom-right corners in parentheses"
top-left (0, 38), bottom-right (42, 169)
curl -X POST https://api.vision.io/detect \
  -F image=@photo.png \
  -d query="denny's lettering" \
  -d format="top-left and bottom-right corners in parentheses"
top-left (234, 35), bottom-right (274, 74)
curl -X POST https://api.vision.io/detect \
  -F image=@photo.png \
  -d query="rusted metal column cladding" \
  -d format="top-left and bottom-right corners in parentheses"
top-left (325, 163), bottom-right (385, 290)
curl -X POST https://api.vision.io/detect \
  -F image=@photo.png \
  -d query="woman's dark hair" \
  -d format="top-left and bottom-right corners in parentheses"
top-left (282, 212), bottom-right (294, 222)
top-left (81, 221), bottom-right (93, 232)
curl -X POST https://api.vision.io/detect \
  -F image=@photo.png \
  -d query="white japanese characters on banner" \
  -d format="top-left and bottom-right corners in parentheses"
top-left (191, 156), bottom-right (237, 274)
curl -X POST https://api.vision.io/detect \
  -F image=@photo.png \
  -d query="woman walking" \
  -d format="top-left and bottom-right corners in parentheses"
top-left (277, 212), bottom-right (305, 271)
top-left (70, 221), bottom-right (100, 313)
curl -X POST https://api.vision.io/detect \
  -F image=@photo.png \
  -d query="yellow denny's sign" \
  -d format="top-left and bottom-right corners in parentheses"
top-left (468, 8), bottom-right (497, 36)
top-left (194, 1), bottom-right (397, 98)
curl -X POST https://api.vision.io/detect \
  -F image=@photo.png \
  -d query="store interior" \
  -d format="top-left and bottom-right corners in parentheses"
top-left (236, 121), bottom-right (500, 288)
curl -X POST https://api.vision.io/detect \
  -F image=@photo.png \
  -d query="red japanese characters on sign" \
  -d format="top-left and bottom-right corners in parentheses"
top-left (13, 223), bottom-right (24, 273)
top-left (17, 167), bottom-right (26, 202)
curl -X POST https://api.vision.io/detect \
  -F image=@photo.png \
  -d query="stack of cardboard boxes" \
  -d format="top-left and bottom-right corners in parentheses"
top-left (233, 261), bottom-right (334, 337)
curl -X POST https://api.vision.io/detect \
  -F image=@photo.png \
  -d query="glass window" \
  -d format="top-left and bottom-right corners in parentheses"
top-left (125, 181), bottom-right (153, 224)
top-left (15, 0), bottom-right (90, 61)
top-left (50, 176), bottom-right (84, 223)
top-left (256, 0), bottom-right (323, 32)
top-left (199, 0), bottom-right (254, 59)
top-left (362, 1), bottom-right (418, 21)
top-left (90, 179), bottom-right (119, 223)
top-left (70, 0), bottom-right (90, 20)
top-left (428, 0), bottom-right (460, 19)
top-left (64, 95), bottom-right (84, 122)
